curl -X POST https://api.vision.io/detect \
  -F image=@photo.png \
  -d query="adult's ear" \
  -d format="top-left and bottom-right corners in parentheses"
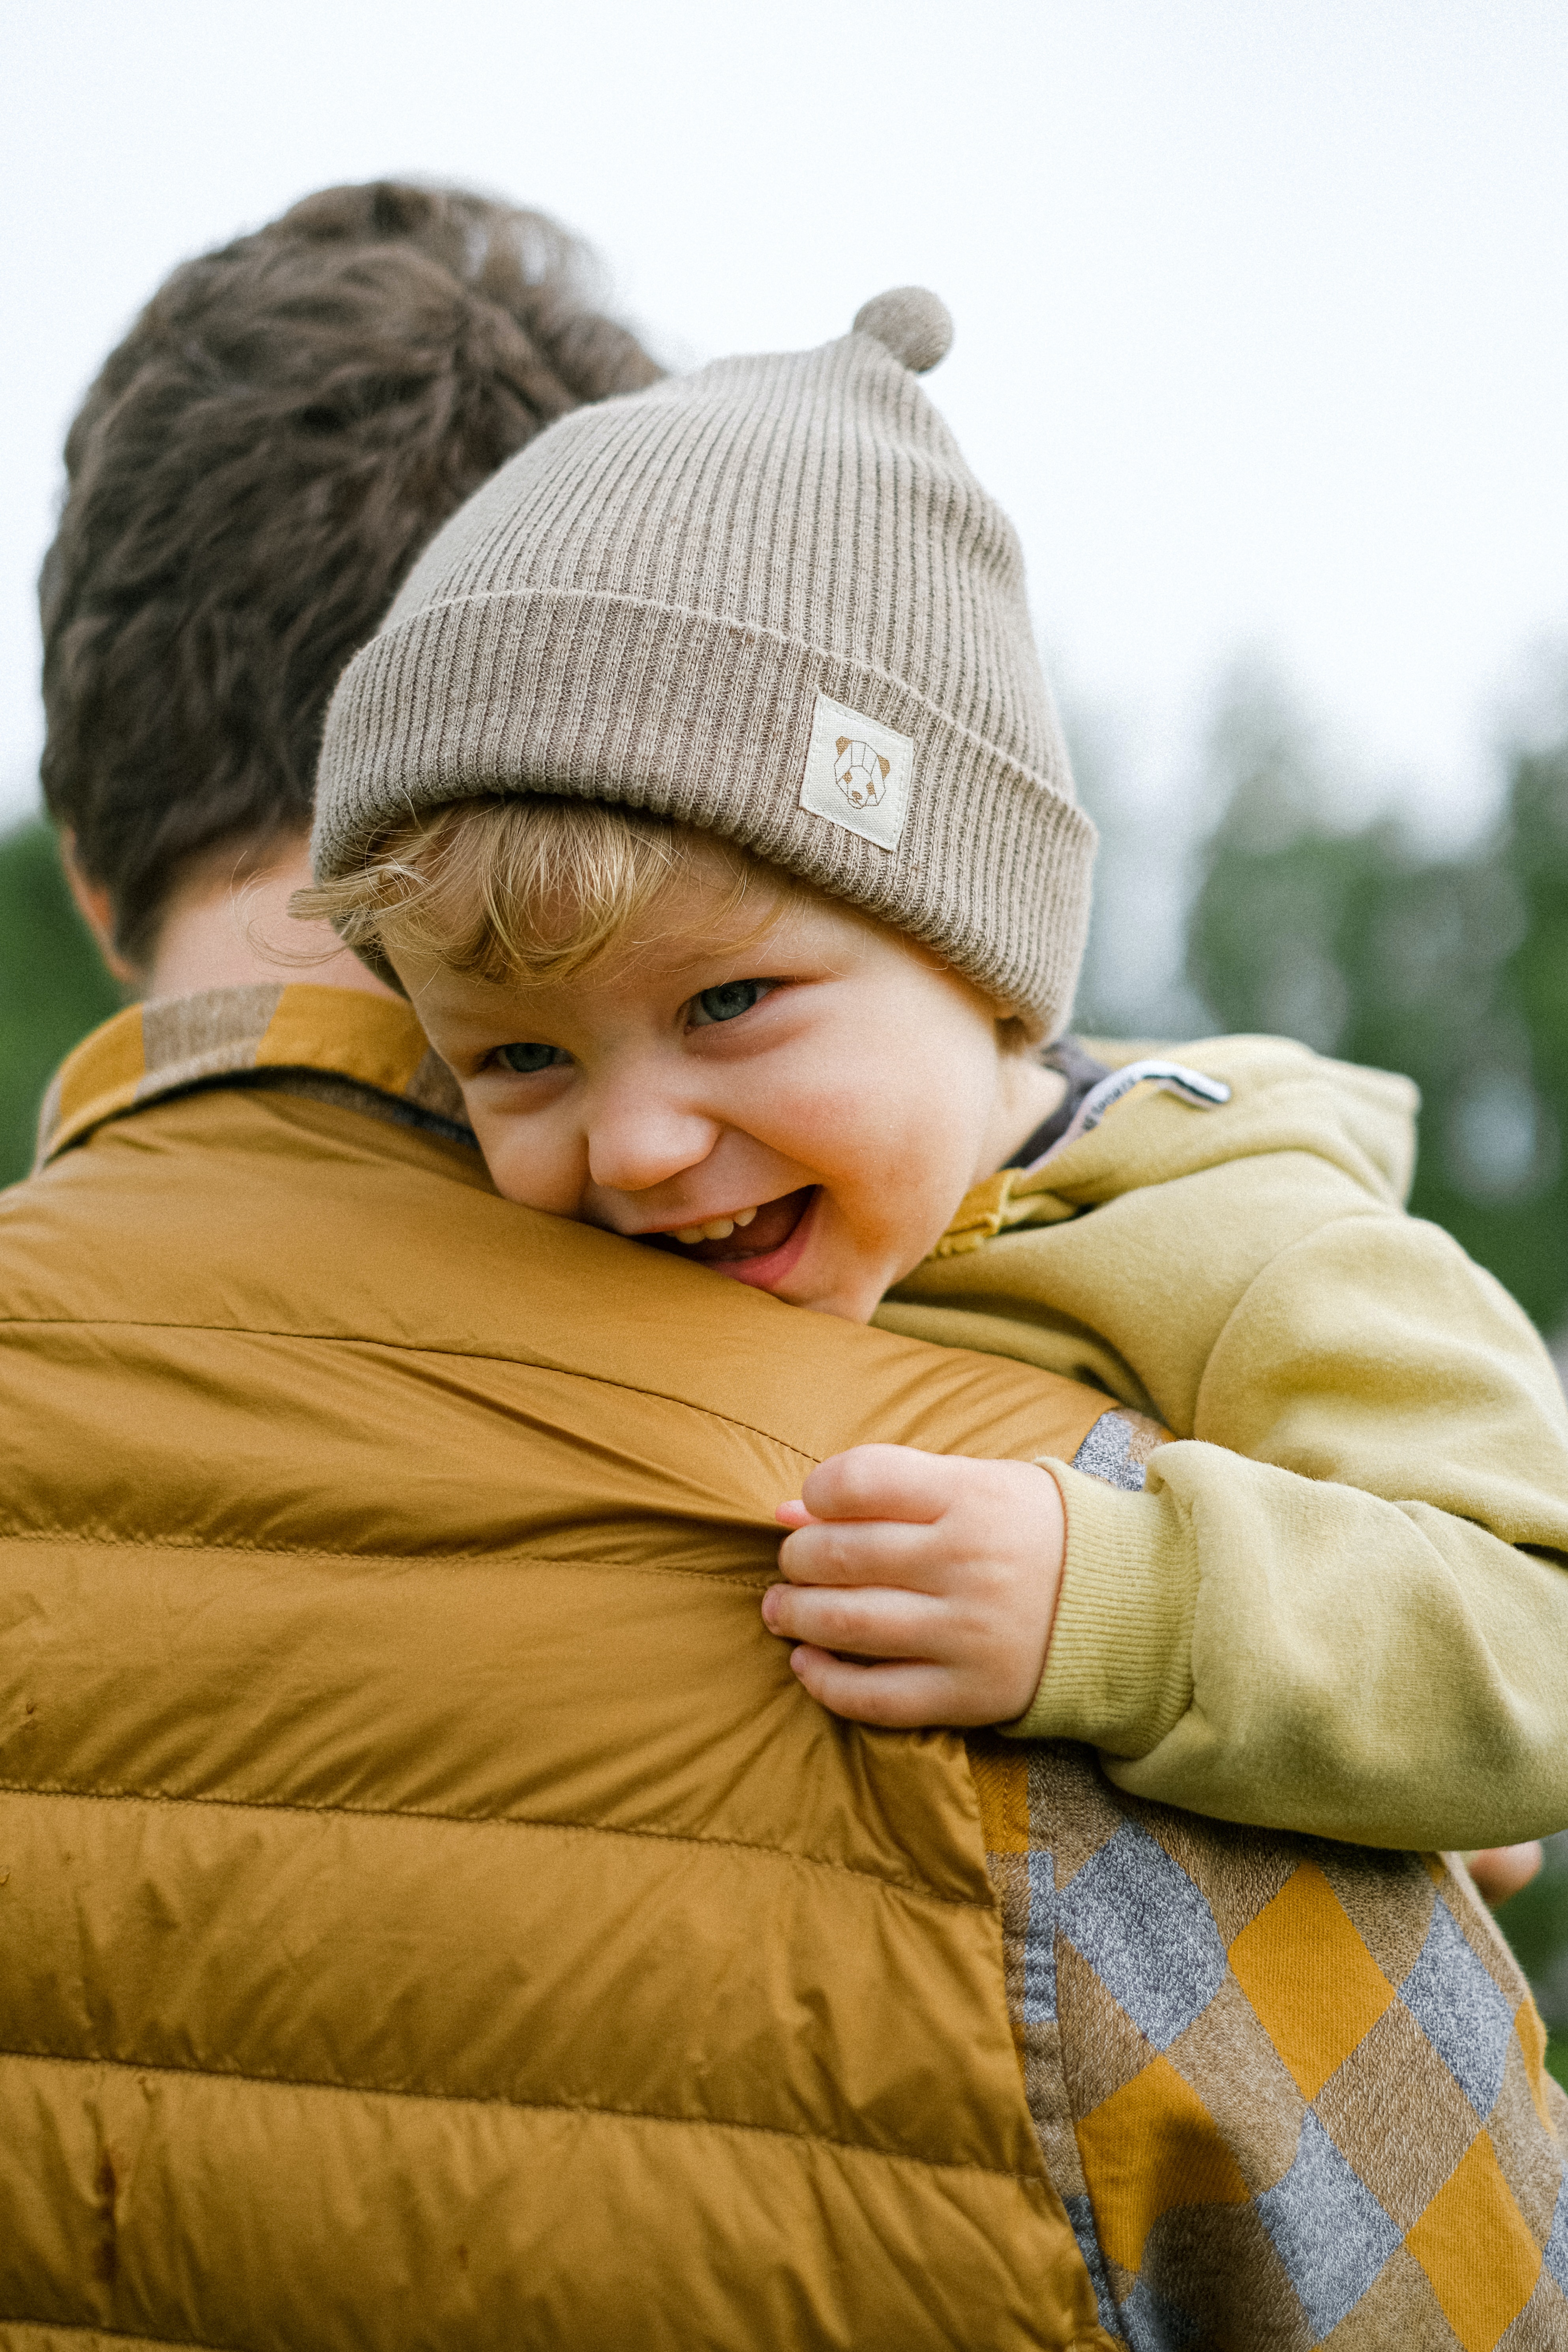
top-left (60, 833), bottom-right (139, 985)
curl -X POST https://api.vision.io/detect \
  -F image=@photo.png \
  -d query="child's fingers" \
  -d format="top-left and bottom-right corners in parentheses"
top-left (776, 1515), bottom-right (945, 1591)
top-left (785, 1645), bottom-right (974, 1729)
top-left (761, 1577), bottom-right (948, 1657)
top-left (797, 1444), bottom-right (958, 1527)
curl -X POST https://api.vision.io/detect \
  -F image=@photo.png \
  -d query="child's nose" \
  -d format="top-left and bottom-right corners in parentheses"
top-left (585, 1093), bottom-right (722, 1195)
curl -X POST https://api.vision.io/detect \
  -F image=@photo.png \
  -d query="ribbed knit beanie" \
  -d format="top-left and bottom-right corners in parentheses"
top-left (314, 288), bottom-right (1096, 1030)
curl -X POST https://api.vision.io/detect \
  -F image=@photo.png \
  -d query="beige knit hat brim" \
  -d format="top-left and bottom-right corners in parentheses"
top-left (318, 584), bottom-right (1093, 1021)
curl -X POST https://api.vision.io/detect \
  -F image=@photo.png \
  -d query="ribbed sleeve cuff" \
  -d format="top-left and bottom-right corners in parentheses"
top-left (999, 1461), bottom-right (1199, 1754)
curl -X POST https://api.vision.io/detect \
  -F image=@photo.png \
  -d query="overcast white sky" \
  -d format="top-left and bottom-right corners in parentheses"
top-left (4, 0), bottom-right (1566, 838)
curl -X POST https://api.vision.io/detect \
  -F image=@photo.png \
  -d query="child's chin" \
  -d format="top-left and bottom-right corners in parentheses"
top-left (730, 1257), bottom-right (882, 1325)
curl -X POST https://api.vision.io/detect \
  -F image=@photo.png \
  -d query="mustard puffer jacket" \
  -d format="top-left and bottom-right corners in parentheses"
top-left (0, 1080), bottom-right (1120, 2350)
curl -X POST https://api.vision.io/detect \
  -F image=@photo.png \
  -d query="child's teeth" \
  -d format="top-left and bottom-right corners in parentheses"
top-left (670, 1210), bottom-right (756, 1245)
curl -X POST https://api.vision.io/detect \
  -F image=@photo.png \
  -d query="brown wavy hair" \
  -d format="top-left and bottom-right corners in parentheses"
top-left (39, 180), bottom-right (661, 968)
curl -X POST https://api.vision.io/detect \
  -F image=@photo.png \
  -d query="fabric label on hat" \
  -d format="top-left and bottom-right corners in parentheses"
top-left (799, 692), bottom-right (914, 852)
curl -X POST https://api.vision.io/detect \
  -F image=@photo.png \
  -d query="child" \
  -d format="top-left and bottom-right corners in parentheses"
top-left (302, 287), bottom-right (1568, 1859)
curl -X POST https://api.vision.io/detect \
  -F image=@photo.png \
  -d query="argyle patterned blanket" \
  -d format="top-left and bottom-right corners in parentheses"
top-left (971, 1735), bottom-right (1568, 2349)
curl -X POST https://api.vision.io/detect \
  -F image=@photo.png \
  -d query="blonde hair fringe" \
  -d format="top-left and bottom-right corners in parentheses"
top-left (291, 797), bottom-right (803, 988)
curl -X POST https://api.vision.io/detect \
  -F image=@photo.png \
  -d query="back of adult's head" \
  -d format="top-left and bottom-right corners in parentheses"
top-left (39, 178), bottom-right (660, 972)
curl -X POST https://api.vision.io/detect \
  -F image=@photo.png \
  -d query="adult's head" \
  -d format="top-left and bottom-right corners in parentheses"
top-left (39, 177), bottom-right (660, 981)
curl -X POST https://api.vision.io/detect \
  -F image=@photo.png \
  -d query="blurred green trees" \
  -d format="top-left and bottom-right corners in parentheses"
top-left (1187, 676), bottom-right (1568, 1334)
top-left (0, 818), bottom-right (120, 1186)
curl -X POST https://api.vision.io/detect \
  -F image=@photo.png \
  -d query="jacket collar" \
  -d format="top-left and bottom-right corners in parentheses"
top-left (35, 983), bottom-right (471, 1170)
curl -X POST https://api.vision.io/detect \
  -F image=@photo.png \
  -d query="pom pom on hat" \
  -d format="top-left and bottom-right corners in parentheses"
top-left (852, 287), bottom-right (953, 375)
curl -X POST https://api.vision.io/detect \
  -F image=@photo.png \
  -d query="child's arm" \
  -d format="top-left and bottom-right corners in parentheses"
top-left (1030, 1206), bottom-right (1568, 1854)
top-left (858, 1039), bottom-right (1568, 1853)
top-left (831, 1210), bottom-right (1568, 1852)
top-left (766, 1399), bottom-right (1568, 1866)
top-left (766, 1441), bottom-right (1555, 1904)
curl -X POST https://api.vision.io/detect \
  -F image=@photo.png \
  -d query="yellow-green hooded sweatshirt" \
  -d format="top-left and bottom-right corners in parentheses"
top-left (879, 1035), bottom-right (1568, 1851)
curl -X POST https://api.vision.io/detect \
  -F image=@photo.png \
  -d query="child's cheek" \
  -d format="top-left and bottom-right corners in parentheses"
top-left (826, 1168), bottom-right (955, 1301)
top-left (472, 1110), bottom-right (548, 1210)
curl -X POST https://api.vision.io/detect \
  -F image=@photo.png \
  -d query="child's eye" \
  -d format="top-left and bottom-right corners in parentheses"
top-left (496, 1042), bottom-right (568, 1074)
top-left (689, 979), bottom-right (774, 1028)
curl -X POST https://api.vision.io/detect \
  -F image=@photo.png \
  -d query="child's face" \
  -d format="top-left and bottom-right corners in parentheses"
top-left (394, 872), bottom-right (1049, 1322)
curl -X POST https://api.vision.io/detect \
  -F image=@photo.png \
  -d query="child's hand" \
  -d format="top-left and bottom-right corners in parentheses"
top-left (1465, 1842), bottom-right (1545, 1909)
top-left (763, 1444), bottom-right (1065, 1728)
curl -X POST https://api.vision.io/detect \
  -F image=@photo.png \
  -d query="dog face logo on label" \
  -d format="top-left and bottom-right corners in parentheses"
top-left (833, 736), bottom-right (892, 811)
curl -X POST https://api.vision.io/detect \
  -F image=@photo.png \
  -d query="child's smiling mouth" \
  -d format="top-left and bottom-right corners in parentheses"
top-left (644, 1187), bottom-right (817, 1285)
